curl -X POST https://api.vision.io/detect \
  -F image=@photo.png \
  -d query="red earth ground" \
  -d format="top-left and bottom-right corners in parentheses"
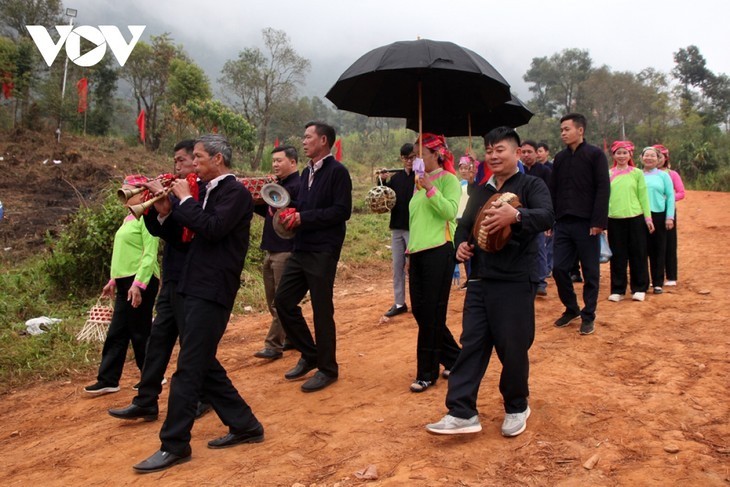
top-left (0, 190), bottom-right (727, 486)
top-left (0, 130), bottom-right (727, 486)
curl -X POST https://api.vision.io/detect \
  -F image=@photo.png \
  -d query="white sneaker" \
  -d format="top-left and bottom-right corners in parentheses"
top-left (607, 294), bottom-right (623, 302)
top-left (632, 292), bottom-right (646, 302)
top-left (426, 414), bottom-right (482, 435)
top-left (665, 280), bottom-right (677, 287)
top-left (501, 406), bottom-right (531, 437)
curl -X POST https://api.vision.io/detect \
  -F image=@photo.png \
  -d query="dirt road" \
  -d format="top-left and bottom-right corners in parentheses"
top-left (1, 190), bottom-right (727, 486)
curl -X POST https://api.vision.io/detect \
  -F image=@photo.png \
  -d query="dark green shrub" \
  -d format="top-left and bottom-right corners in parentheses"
top-left (44, 188), bottom-right (126, 297)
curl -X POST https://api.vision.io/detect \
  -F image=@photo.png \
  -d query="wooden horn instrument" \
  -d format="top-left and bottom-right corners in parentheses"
top-left (127, 189), bottom-right (171, 219)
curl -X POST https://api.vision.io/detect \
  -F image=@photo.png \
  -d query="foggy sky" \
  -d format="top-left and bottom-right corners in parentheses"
top-left (57, 0), bottom-right (730, 105)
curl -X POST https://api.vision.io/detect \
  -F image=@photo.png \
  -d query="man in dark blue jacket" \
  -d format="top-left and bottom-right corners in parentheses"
top-left (133, 134), bottom-right (263, 473)
top-left (275, 121), bottom-right (352, 393)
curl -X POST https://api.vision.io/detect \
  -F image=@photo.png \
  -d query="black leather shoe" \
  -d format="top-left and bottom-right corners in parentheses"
top-left (133, 449), bottom-right (191, 473)
top-left (384, 304), bottom-right (408, 317)
top-left (284, 359), bottom-right (316, 380)
top-left (208, 425), bottom-right (264, 449)
top-left (108, 403), bottom-right (158, 421)
top-left (301, 371), bottom-right (338, 392)
top-left (253, 348), bottom-right (283, 360)
top-left (195, 402), bottom-right (212, 419)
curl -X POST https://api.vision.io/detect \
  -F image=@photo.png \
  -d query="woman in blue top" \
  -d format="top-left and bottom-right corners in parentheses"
top-left (640, 147), bottom-right (675, 295)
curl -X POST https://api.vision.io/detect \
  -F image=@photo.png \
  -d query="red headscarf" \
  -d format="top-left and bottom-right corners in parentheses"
top-left (416, 133), bottom-right (455, 174)
top-left (610, 140), bottom-right (635, 167)
top-left (123, 174), bottom-right (148, 186)
top-left (653, 144), bottom-right (669, 167)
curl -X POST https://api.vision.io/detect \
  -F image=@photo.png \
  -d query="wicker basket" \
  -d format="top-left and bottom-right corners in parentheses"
top-left (76, 297), bottom-right (114, 342)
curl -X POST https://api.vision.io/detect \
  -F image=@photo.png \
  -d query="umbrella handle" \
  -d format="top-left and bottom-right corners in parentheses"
top-left (418, 81), bottom-right (423, 157)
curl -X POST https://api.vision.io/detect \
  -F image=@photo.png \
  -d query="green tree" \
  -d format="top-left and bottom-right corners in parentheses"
top-left (0, 0), bottom-right (62, 40)
top-left (220, 27), bottom-right (310, 170)
top-left (121, 34), bottom-right (185, 150)
top-left (581, 67), bottom-right (660, 145)
top-left (167, 58), bottom-right (211, 107)
top-left (524, 48), bottom-right (593, 116)
top-left (184, 98), bottom-right (256, 156)
top-left (84, 55), bottom-right (118, 135)
top-left (672, 45), bottom-right (711, 105)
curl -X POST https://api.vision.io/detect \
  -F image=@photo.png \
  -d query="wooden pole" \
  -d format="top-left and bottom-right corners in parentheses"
top-left (468, 112), bottom-right (472, 155)
top-left (418, 81), bottom-right (423, 157)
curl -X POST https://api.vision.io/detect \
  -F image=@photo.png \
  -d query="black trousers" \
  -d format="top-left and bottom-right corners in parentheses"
top-left (159, 296), bottom-right (260, 456)
top-left (276, 251), bottom-right (339, 378)
top-left (133, 280), bottom-right (184, 408)
top-left (607, 216), bottom-right (649, 295)
top-left (408, 243), bottom-right (461, 383)
top-left (665, 211), bottom-right (678, 281)
top-left (97, 276), bottom-right (159, 386)
top-left (648, 211), bottom-right (668, 288)
top-left (446, 279), bottom-right (535, 418)
top-left (553, 217), bottom-right (601, 321)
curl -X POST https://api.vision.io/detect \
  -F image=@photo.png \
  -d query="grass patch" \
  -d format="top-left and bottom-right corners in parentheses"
top-left (0, 202), bottom-right (393, 392)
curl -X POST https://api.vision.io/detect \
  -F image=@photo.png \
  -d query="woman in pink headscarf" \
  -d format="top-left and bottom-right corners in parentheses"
top-left (606, 141), bottom-right (654, 302)
top-left (653, 144), bottom-right (684, 286)
top-left (406, 133), bottom-right (461, 392)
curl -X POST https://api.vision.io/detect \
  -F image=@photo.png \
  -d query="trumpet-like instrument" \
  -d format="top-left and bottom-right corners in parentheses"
top-left (117, 175), bottom-right (168, 204)
top-left (117, 186), bottom-right (146, 203)
top-left (128, 188), bottom-right (173, 219)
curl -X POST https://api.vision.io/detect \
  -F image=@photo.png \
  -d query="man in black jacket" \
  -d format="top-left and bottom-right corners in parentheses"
top-left (381, 143), bottom-right (415, 317)
top-left (549, 113), bottom-right (610, 336)
top-left (252, 145), bottom-right (301, 360)
top-left (521, 140), bottom-right (552, 297)
top-left (426, 126), bottom-right (553, 437)
top-left (133, 134), bottom-right (263, 473)
top-left (275, 121), bottom-right (352, 393)
top-left (108, 139), bottom-right (211, 422)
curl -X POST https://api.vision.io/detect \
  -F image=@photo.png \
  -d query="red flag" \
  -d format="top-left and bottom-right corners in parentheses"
top-left (76, 78), bottom-right (88, 113)
top-left (136, 110), bottom-right (146, 143)
top-left (274, 137), bottom-right (280, 148)
top-left (1, 72), bottom-right (13, 99)
top-left (334, 139), bottom-right (342, 161)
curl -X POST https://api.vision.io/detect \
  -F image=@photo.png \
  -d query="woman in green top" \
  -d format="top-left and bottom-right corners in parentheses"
top-left (84, 175), bottom-right (161, 395)
top-left (607, 141), bottom-right (654, 303)
top-left (407, 134), bottom-right (461, 393)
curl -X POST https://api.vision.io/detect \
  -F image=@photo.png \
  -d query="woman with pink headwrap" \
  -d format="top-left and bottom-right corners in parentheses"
top-left (606, 141), bottom-right (654, 302)
top-left (653, 144), bottom-right (684, 286)
top-left (406, 133), bottom-right (461, 392)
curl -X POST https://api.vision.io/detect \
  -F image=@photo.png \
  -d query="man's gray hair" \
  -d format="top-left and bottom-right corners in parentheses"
top-left (196, 134), bottom-right (232, 167)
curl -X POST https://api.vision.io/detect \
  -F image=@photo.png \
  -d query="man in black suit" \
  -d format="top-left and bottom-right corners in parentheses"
top-left (549, 113), bottom-right (610, 336)
top-left (275, 121), bottom-right (352, 393)
top-left (108, 139), bottom-right (211, 422)
top-left (133, 134), bottom-right (263, 473)
top-left (252, 145), bottom-right (301, 360)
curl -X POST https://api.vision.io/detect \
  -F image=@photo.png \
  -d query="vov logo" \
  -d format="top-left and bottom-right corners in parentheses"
top-left (26, 25), bottom-right (146, 67)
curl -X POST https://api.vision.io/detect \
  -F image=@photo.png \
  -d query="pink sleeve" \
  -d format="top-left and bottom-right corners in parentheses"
top-left (670, 170), bottom-right (685, 201)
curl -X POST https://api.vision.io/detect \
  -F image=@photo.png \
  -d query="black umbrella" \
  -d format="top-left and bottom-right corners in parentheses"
top-left (405, 93), bottom-right (533, 137)
top-left (325, 39), bottom-right (511, 127)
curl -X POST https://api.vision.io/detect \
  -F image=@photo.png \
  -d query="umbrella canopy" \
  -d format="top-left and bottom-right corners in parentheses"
top-left (325, 39), bottom-right (511, 121)
top-left (405, 93), bottom-right (533, 137)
